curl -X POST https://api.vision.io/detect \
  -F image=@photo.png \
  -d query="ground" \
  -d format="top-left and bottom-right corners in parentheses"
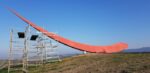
top-left (0, 53), bottom-right (150, 73)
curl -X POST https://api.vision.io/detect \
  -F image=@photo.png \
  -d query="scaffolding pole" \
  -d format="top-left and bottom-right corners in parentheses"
top-left (8, 29), bottom-right (13, 73)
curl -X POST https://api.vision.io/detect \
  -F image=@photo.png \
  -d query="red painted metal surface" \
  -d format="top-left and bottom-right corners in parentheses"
top-left (7, 8), bottom-right (128, 53)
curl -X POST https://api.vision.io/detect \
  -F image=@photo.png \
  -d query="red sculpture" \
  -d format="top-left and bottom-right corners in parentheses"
top-left (7, 7), bottom-right (128, 53)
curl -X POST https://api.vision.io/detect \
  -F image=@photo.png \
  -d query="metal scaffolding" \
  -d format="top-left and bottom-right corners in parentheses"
top-left (40, 33), bottom-right (61, 63)
top-left (8, 26), bottom-right (29, 73)
top-left (32, 33), bottom-right (61, 64)
top-left (8, 26), bottom-right (61, 73)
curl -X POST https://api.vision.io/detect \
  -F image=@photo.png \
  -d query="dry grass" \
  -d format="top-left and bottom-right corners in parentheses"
top-left (1, 53), bottom-right (150, 73)
top-left (32, 53), bottom-right (150, 73)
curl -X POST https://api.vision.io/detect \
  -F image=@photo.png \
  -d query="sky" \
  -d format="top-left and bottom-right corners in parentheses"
top-left (0, 0), bottom-right (150, 59)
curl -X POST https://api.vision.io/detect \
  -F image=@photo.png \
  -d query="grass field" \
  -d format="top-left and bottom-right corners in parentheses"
top-left (0, 53), bottom-right (150, 73)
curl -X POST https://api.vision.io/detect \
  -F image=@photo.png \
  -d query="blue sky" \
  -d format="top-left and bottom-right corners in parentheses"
top-left (0, 0), bottom-right (150, 58)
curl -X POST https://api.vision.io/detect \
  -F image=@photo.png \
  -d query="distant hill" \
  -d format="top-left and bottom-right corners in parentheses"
top-left (124, 47), bottom-right (150, 53)
top-left (0, 60), bottom-right (7, 70)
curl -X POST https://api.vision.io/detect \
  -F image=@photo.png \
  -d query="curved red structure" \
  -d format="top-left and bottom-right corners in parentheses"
top-left (7, 7), bottom-right (128, 53)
